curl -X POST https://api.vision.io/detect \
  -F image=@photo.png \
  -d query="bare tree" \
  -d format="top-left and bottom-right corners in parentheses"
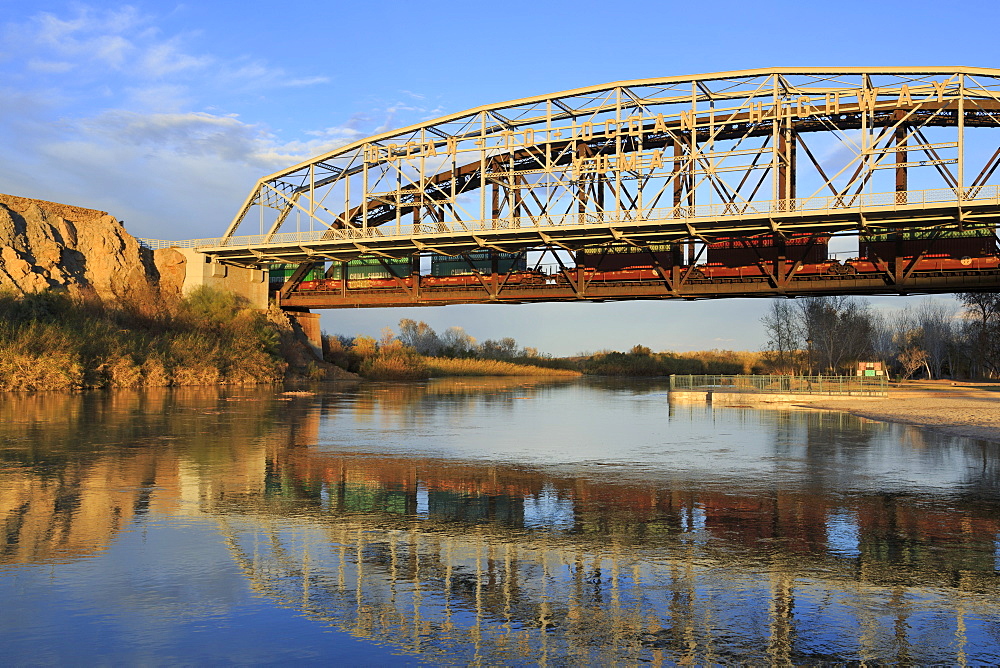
top-left (914, 299), bottom-right (956, 379)
top-left (439, 326), bottom-right (476, 357)
top-left (957, 292), bottom-right (1000, 378)
top-left (898, 344), bottom-right (929, 381)
top-left (480, 337), bottom-right (520, 360)
top-left (868, 310), bottom-right (895, 370)
top-left (760, 299), bottom-right (802, 373)
top-left (797, 296), bottom-right (874, 374)
top-left (397, 319), bottom-right (442, 355)
top-left (893, 307), bottom-right (933, 380)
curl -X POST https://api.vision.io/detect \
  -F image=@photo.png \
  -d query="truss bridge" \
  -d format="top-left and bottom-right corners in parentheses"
top-left (143, 67), bottom-right (1000, 307)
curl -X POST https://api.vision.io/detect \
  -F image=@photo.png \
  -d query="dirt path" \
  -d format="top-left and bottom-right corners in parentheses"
top-left (804, 381), bottom-right (1000, 443)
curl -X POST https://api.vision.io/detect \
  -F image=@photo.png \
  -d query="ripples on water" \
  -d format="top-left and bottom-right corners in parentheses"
top-left (1, 378), bottom-right (999, 664)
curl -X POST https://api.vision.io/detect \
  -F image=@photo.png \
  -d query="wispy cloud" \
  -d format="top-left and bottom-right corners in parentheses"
top-left (286, 76), bottom-right (332, 87)
top-left (4, 4), bottom-right (328, 103)
top-left (0, 5), bottom-right (443, 238)
top-left (22, 5), bottom-right (147, 71)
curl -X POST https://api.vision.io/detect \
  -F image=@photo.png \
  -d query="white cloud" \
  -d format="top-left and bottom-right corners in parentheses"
top-left (5, 5), bottom-right (327, 105)
top-left (137, 37), bottom-right (211, 78)
top-left (26, 59), bottom-right (76, 73)
top-left (124, 84), bottom-right (193, 112)
top-left (84, 110), bottom-right (262, 160)
top-left (85, 109), bottom-right (372, 168)
top-left (28, 6), bottom-right (145, 69)
top-left (0, 6), bottom-right (444, 241)
top-left (286, 76), bottom-right (331, 87)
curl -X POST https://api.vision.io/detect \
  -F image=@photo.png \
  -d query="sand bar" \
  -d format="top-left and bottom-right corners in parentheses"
top-left (803, 381), bottom-right (1000, 443)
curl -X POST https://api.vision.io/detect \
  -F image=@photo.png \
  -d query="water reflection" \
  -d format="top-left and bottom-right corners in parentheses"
top-left (1, 379), bottom-right (999, 664)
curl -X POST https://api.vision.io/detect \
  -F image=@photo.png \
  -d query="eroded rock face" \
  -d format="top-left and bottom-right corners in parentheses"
top-left (0, 193), bottom-right (182, 307)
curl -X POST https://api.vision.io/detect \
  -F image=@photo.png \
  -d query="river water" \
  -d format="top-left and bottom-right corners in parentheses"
top-left (1, 378), bottom-right (999, 665)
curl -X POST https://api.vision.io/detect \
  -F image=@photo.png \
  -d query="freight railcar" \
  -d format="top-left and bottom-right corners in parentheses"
top-left (430, 250), bottom-right (526, 276)
top-left (296, 270), bottom-right (549, 292)
top-left (707, 233), bottom-right (830, 266)
top-left (860, 227), bottom-right (997, 262)
top-left (576, 242), bottom-right (682, 271)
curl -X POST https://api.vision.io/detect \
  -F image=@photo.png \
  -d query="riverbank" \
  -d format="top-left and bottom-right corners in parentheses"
top-left (804, 380), bottom-right (1000, 443)
top-left (0, 289), bottom-right (356, 391)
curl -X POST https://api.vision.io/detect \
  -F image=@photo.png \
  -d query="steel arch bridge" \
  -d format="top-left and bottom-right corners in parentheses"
top-left (181, 67), bottom-right (1000, 307)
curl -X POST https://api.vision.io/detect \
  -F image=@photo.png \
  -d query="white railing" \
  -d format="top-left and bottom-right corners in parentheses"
top-left (138, 186), bottom-right (1000, 251)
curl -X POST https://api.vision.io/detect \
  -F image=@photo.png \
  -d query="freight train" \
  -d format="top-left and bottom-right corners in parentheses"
top-left (275, 229), bottom-right (999, 293)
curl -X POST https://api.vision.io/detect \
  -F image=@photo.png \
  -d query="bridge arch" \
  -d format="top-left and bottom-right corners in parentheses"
top-left (200, 68), bottom-right (1000, 306)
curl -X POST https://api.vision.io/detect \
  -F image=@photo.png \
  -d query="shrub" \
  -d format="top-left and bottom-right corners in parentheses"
top-left (0, 288), bottom-right (285, 391)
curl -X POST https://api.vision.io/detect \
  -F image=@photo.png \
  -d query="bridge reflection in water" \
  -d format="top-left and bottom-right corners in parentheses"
top-left (1, 380), bottom-right (999, 663)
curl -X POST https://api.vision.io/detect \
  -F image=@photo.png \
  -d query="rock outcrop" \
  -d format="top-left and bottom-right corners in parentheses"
top-left (0, 193), bottom-right (182, 307)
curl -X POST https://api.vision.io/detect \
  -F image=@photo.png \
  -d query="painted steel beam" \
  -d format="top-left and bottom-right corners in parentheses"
top-left (278, 271), bottom-right (1000, 309)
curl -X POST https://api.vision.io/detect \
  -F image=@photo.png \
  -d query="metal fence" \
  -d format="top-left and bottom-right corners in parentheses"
top-left (669, 374), bottom-right (888, 396)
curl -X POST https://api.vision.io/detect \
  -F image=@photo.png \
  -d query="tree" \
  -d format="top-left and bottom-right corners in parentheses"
top-left (796, 296), bottom-right (875, 374)
top-left (760, 299), bottom-right (802, 373)
top-left (897, 344), bottom-right (929, 381)
top-left (397, 319), bottom-right (442, 355)
top-left (957, 292), bottom-right (1000, 378)
top-left (914, 300), bottom-right (956, 379)
top-left (480, 337), bottom-right (520, 360)
top-left (868, 310), bottom-right (895, 371)
top-left (439, 326), bottom-right (476, 357)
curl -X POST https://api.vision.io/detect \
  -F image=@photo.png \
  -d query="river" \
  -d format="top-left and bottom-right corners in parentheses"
top-left (1, 378), bottom-right (998, 664)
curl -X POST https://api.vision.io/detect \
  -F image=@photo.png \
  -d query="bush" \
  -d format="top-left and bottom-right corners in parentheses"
top-left (0, 288), bottom-right (286, 391)
top-left (577, 348), bottom-right (760, 377)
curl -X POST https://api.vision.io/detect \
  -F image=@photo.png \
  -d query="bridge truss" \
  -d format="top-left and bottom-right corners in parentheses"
top-left (190, 67), bottom-right (1000, 306)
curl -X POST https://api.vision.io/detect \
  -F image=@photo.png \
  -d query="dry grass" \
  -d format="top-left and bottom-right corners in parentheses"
top-left (423, 356), bottom-right (581, 377)
top-left (0, 289), bottom-right (287, 392)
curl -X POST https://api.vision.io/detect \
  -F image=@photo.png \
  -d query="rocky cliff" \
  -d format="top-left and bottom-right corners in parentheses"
top-left (0, 193), bottom-right (184, 307)
top-left (0, 193), bottom-right (356, 385)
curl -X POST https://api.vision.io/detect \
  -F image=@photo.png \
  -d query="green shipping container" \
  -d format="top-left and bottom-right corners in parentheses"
top-left (430, 250), bottom-right (526, 277)
top-left (327, 256), bottom-right (411, 280)
top-left (268, 263), bottom-right (325, 285)
top-left (861, 226), bottom-right (995, 243)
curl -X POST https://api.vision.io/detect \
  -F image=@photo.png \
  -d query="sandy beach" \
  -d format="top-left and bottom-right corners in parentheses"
top-left (805, 381), bottom-right (1000, 443)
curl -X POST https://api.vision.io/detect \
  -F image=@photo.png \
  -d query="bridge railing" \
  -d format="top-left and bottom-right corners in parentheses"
top-left (137, 185), bottom-right (1000, 252)
top-left (669, 374), bottom-right (889, 396)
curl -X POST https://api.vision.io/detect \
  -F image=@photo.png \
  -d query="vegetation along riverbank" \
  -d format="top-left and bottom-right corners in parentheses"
top-left (319, 318), bottom-right (762, 380)
top-left (0, 288), bottom-right (327, 391)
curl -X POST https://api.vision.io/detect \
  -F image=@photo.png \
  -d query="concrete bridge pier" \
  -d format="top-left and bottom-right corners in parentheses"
top-left (283, 309), bottom-right (323, 358)
top-left (175, 249), bottom-right (269, 308)
top-left (175, 249), bottom-right (323, 359)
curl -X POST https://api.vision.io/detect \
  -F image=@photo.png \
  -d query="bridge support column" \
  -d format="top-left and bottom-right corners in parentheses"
top-left (284, 309), bottom-right (323, 359)
top-left (176, 248), bottom-right (268, 308)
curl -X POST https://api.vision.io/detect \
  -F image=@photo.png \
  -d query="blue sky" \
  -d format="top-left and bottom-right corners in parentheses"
top-left (0, 0), bottom-right (993, 355)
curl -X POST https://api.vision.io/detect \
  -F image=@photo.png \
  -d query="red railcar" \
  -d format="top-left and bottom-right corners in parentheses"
top-left (295, 270), bottom-right (549, 292)
top-left (861, 228), bottom-right (997, 262)
top-left (688, 254), bottom-right (1000, 280)
top-left (576, 242), bottom-right (682, 271)
top-left (707, 234), bottom-right (830, 267)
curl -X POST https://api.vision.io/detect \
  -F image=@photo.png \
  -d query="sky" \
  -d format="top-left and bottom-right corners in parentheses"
top-left (0, 0), bottom-right (995, 355)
